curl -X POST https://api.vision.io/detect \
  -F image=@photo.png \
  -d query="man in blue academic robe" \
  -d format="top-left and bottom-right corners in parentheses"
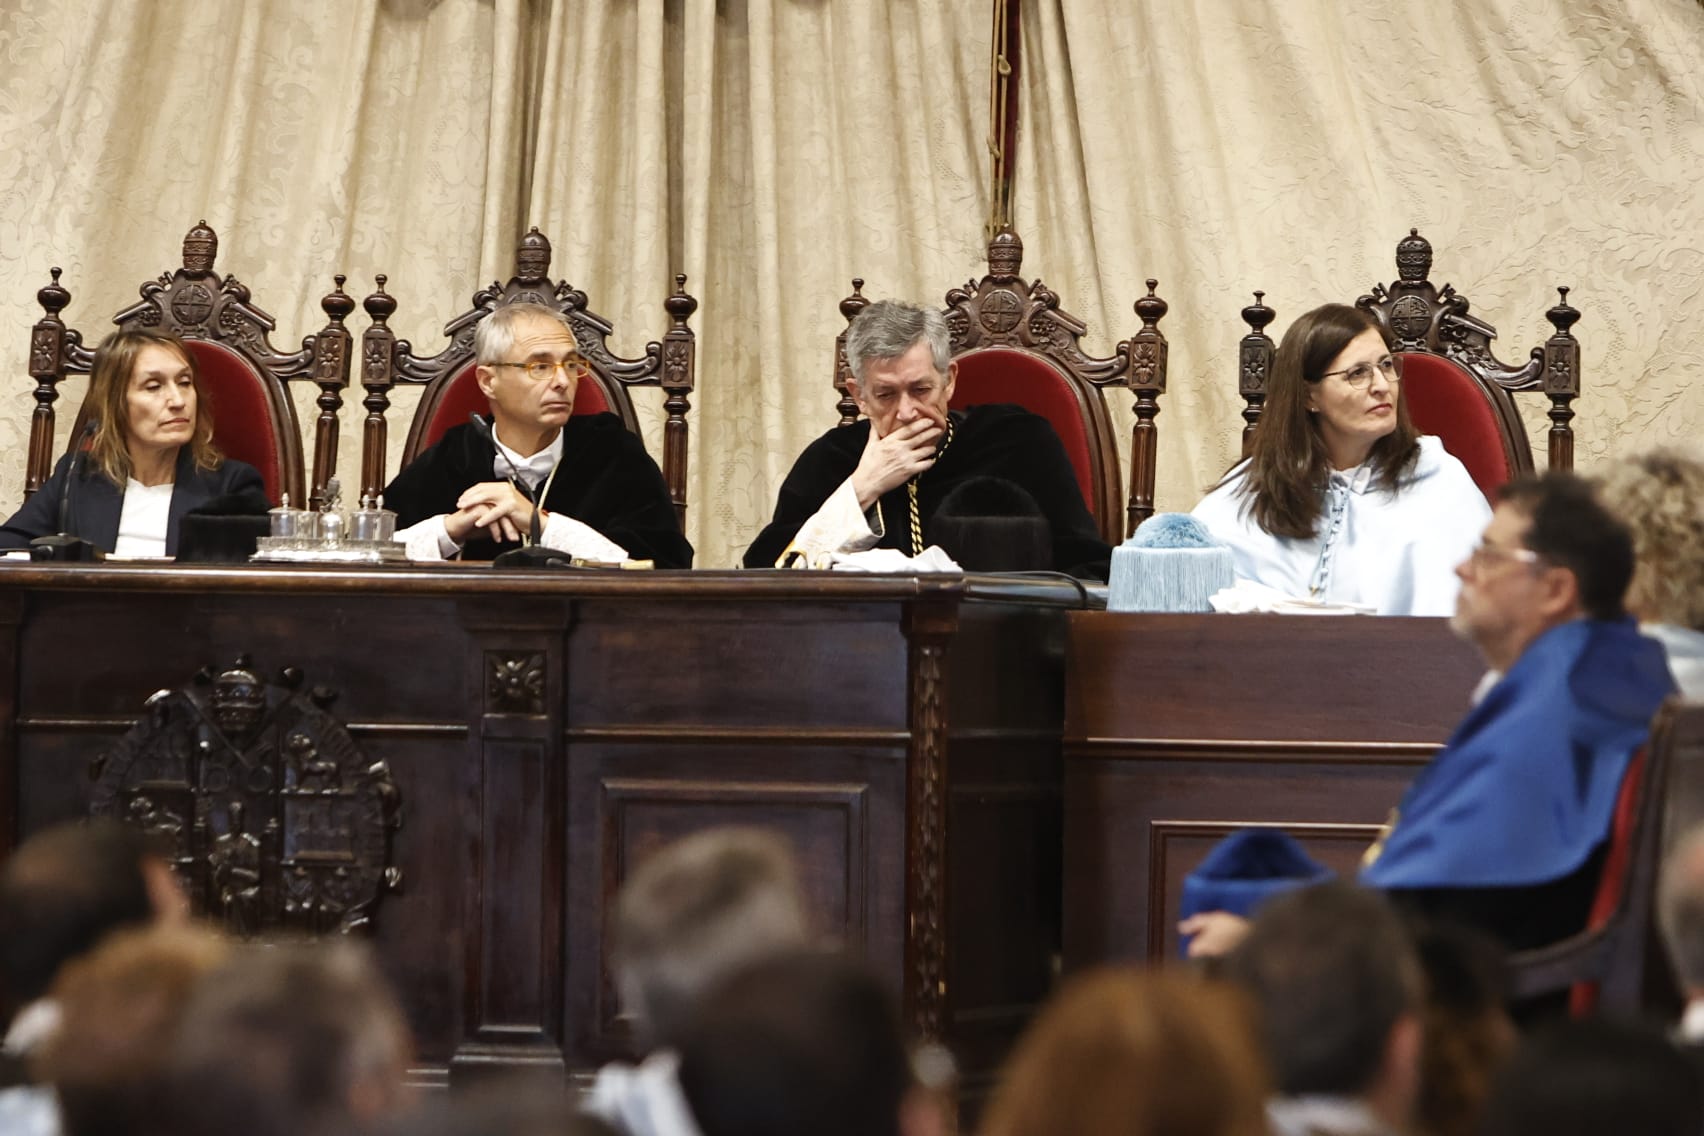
top-left (1180, 472), bottom-right (1677, 955)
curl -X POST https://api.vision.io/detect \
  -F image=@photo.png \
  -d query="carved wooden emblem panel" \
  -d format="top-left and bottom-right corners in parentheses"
top-left (486, 651), bottom-right (547, 715)
top-left (89, 657), bottom-right (402, 939)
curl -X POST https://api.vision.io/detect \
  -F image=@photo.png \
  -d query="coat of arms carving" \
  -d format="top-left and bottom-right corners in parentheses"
top-left (89, 657), bottom-right (402, 939)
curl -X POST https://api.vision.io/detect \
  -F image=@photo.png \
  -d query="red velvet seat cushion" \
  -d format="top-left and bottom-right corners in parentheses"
top-left (186, 341), bottom-right (287, 504)
top-left (1398, 352), bottom-right (1511, 500)
top-left (949, 347), bottom-right (1097, 516)
top-left (415, 362), bottom-right (613, 453)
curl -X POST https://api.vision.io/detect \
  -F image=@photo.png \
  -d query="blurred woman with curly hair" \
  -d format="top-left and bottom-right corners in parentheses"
top-left (1597, 449), bottom-right (1704, 696)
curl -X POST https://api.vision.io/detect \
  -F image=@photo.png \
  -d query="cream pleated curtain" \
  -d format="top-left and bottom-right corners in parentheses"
top-left (0, 0), bottom-right (531, 510)
top-left (1016, 0), bottom-right (1704, 513)
top-left (2, 0), bottom-right (1702, 563)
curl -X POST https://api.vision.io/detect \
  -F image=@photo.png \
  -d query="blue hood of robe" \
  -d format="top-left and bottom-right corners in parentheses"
top-left (1360, 617), bottom-right (1674, 890)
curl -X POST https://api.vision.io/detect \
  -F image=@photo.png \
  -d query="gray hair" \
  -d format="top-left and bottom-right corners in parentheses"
top-left (1660, 825), bottom-right (1704, 991)
top-left (613, 827), bottom-right (810, 1047)
top-left (473, 302), bottom-right (577, 366)
top-left (845, 300), bottom-right (952, 386)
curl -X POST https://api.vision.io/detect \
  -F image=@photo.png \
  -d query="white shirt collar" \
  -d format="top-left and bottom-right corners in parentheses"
top-left (491, 425), bottom-right (563, 490)
top-left (1328, 461), bottom-right (1376, 495)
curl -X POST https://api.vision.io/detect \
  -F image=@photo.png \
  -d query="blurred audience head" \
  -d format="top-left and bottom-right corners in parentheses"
top-left (1659, 822), bottom-right (1704, 999)
top-left (1476, 1018), bottom-right (1702, 1136)
top-left (1222, 883), bottom-right (1423, 1128)
top-left (164, 939), bottom-right (411, 1136)
top-left (614, 827), bottom-right (810, 1048)
top-left (1408, 922), bottom-right (1514, 1136)
top-left (1595, 448), bottom-right (1704, 630)
top-left (675, 950), bottom-right (934, 1136)
top-left (35, 923), bottom-right (229, 1136)
top-left (0, 819), bottom-right (186, 1013)
top-left (978, 967), bottom-right (1269, 1136)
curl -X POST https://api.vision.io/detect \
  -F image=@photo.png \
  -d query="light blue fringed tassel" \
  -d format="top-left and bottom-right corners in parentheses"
top-left (1107, 513), bottom-right (1235, 613)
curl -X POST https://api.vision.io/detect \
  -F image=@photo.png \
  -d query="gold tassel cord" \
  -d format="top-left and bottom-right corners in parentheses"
top-left (904, 417), bottom-right (956, 556)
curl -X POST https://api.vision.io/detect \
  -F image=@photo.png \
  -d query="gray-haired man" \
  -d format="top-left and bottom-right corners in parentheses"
top-left (384, 302), bottom-right (692, 567)
top-left (744, 300), bottom-right (1109, 576)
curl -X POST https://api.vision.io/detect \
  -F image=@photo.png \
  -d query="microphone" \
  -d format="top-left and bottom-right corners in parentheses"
top-left (31, 417), bottom-right (103, 562)
top-left (466, 412), bottom-right (574, 570)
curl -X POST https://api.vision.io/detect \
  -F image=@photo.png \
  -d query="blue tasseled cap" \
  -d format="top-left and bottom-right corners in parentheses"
top-left (1108, 513), bottom-right (1235, 612)
top-left (1126, 511), bottom-right (1222, 549)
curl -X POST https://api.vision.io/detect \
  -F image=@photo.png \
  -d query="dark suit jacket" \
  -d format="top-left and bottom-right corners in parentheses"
top-left (0, 449), bottom-right (267, 557)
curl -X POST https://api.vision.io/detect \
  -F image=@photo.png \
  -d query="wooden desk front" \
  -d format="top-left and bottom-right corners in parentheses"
top-left (0, 565), bottom-right (1086, 1096)
top-left (1062, 612), bottom-right (1485, 967)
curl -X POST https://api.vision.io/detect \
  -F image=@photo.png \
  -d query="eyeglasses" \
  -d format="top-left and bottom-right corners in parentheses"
top-left (492, 356), bottom-right (590, 383)
top-left (1319, 354), bottom-right (1403, 390)
top-left (1466, 540), bottom-right (1541, 570)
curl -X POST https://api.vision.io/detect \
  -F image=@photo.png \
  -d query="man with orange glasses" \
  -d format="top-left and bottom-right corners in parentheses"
top-left (1182, 472), bottom-right (1676, 955)
top-left (385, 303), bottom-right (691, 566)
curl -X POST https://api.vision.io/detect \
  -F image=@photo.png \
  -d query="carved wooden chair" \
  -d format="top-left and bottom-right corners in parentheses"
top-left (357, 227), bottom-right (698, 527)
top-left (25, 221), bottom-right (356, 509)
top-left (1505, 699), bottom-right (1704, 1016)
top-left (1235, 229), bottom-right (1581, 499)
top-left (833, 228), bottom-right (1170, 542)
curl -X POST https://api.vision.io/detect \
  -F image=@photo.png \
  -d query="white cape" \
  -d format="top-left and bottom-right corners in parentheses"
top-left (1191, 436), bottom-right (1490, 617)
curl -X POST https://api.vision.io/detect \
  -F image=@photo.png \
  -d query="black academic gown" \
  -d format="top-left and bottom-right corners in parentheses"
top-left (0, 449), bottom-right (266, 556)
top-left (382, 415), bottom-right (692, 568)
top-left (743, 404), bottom-right (1110, 578)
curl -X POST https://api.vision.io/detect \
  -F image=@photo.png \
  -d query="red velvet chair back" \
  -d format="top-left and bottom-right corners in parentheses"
top-left (192, 341), bottom-right (294, 506)
top-left (25, 222), bottom-right (355, 509)
top-left (1567, 748), bottom-right (1649, 1016)
top-left (405, 360), bottom-right (618, 457)
top-left (1397, 352), bottom-right (1520, 500)
top-left (833, 229), bottom-right (1171, 541)
top-left (358, 227), bottom-right (698, 528)
top-left (1504, 698), bottom-right (1700, 1017)
top-left (949, 347), bottom-right (1098, 518)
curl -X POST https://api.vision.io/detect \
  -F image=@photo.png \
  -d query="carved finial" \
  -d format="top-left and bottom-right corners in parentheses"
top-left (839, 279), bottom-right (869, 323)
top-left (664, 274), bottom-right (698, 325)
top-left (1241, 290), bottom-right (1276, 333)
top-left (38, 266), bottom-right (70, 316)
top-left (1546, 285), bottom-right (1581, 336)
top-left (363, 274), bottom-right (396, 323)
top-left (987, 227), bottom-right (1024, 281)
top-left (321, 274), bottom-right (355, 323)
top-left (183, 220), bottom-right (219, 275)
top-left (1395, 228), bottom-right (1432, 284)
top-left (1134, 278), bottom-right (1168, 327)
top-left (515, 226), bottom-right (552, 283)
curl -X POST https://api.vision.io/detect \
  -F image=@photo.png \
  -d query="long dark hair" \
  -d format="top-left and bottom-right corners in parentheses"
top-left (1234, 304), bottom-right (1419, 538)
top-left (83, 331), bottom-right (222, 486)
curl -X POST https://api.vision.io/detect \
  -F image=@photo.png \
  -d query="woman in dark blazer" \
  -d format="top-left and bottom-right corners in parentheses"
top-left (0, 331), bottom-right (267, 557)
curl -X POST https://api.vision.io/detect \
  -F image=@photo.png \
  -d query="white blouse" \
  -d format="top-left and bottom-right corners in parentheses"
top-left (1191, 436), bottom-right (1491, 616)
top-left (113, 479), bottom-right (175, 558)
